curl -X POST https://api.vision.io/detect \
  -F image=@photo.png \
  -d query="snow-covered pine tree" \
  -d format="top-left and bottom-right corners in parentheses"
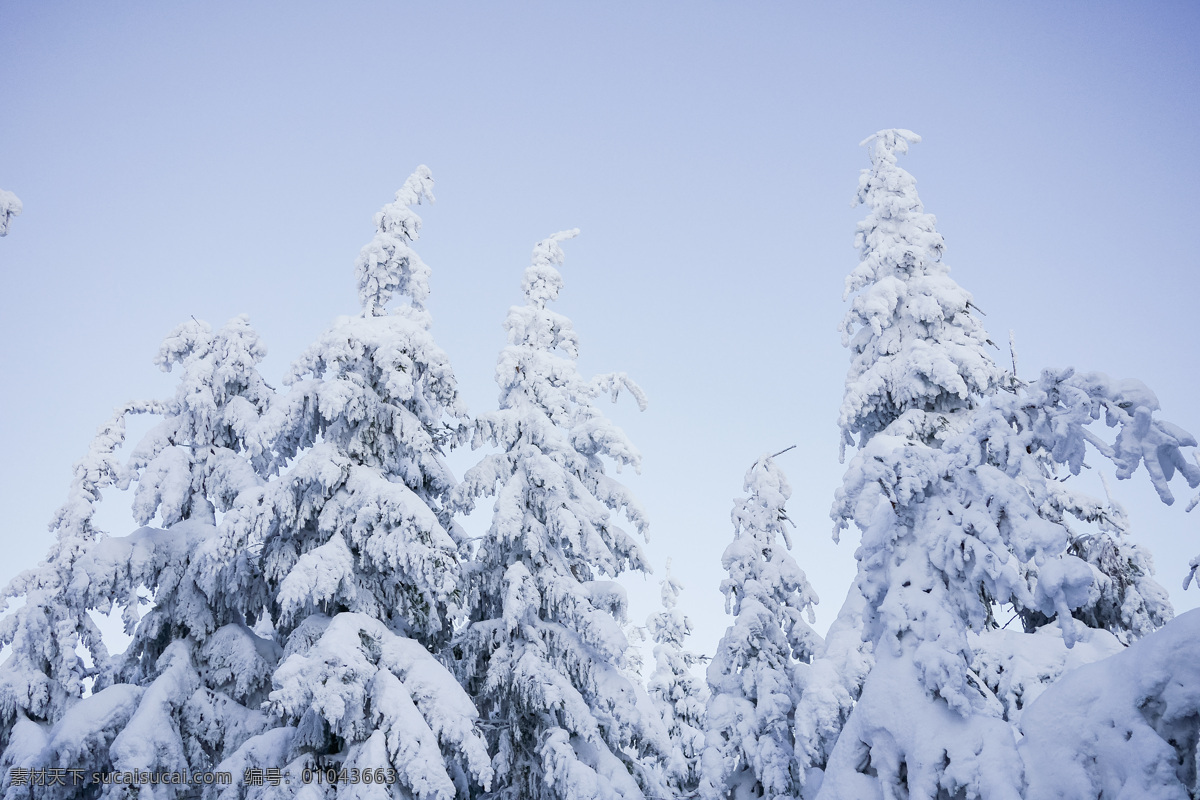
top-left (0, 405), bottom-right (141, 759)
top-left (818, 130), bottom-right (1200, 800)
top-left (0, 315), bottom-right (276, 799)
top-left (835, 129), bottom-right (1003, 454)
top-left (646, 561), bottom-right (707, 797)
top-left (0, 188), bottom-right (20, 236)
top-left (700, 454), bottom-right (819, 800)
top-left (451, 230), bottom-right (668, 800)
top-left (820, 130), bottom-right (1026, 800)
top-left (212, 167), bottom-right (493, 799)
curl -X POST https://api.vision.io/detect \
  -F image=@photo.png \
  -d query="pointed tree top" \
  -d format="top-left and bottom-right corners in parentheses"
top-left (660, 558), bottom-right (683, 610)
top-left (839, 130), bottom-right (1003, 446)
top-left (742, 454), bottom-right (791, 507)
top-left (522, 228), bottom-right (579, 308)
top-left (355, 166), bottom-right (435, 316)
top-left (859, 128), bottom-right (922, 166)
top-left (731, 454), bottom-right (796, 551)
top-left (378, 165), bottom-right (434, 234)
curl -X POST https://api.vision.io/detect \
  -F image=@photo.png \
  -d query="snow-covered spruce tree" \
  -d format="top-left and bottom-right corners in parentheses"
top-left (213, 167), bottom-right (493, 799)
top-left (819, 133), bottom-right (1024, 800)
top-left (701, 455), bottom-right (819, 800)
top-left (0, 188), bottom-right (20, 236)
top-left (835, 131), bottom-right (1002, 453)
top-left (0, 315), bottom-right (277, 800)
top-left (931, 368), bottom-right (1189, 741)
top-left (451, 230), bottom-right (669, 800)
top-left (817, 130), bottom-right (1200, 800)
top-left (646, 562), bottom-right (707, 797)
top-left (0, 405), bottom-right (141, 758)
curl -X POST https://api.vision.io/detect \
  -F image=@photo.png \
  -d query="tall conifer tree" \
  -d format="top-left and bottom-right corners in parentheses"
top-left (818, 130), bottom-right (1200, 800)
top-left (451, 231), bottom-right (667, 800)
top-left (701, 455), bottom-right (818, 800)
top-left (0, 169), bottom-right (495, 800)
top-left (646, 562), bottom-right (707, 797)
top-left (0, 316), bottom-right (276, 798)
top-left (215, 167), bottom-right (492, 799)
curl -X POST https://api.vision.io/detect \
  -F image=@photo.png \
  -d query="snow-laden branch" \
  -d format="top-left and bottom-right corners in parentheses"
top-left (0, 188), bottom-right (21, 236)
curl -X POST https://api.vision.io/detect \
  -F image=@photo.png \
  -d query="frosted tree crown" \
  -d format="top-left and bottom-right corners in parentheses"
top-left (522, 228), bottom-right (579, 308)
top-left (838, 128), bottom-right (1002, 447)
top-left (355, 166), bottom-right (435, 316)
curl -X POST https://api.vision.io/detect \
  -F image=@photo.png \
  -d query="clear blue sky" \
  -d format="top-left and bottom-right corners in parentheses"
top-left (2, 1), bottom-right (1199, 656)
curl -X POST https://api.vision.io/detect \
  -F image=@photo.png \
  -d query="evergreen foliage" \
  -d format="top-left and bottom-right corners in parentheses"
top-left (646, 562), bottom-right (707, 796)
top-left (701, 456), bottom-right (818, 800)
top-left (818, 130), bottom-right (1200, 800)
top-left (450, 230), bottom-right (667, 800)
top-left (1, 316), bottom-right (274, 799)
top-left (0, 168), bottom-right (493, 800)
top-left (2, 136), bottom-right (1200, 800)
top-left (212, 167), bottom-right (491, 800)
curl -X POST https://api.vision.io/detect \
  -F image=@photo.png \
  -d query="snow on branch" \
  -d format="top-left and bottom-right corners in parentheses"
top-left (591, 372), bottom-right (649, 410)
top-left (0, 188), bottom-right (21, 236)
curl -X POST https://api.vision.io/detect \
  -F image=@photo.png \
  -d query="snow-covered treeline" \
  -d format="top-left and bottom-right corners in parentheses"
top-left (2, 135), bottom-right (1199, 800)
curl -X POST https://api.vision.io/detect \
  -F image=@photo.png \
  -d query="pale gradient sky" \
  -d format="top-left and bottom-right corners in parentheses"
top-left (2, 1), bottom-right (1199, 659)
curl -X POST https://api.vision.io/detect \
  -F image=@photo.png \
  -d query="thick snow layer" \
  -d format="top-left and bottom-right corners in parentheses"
top-left (971, 623), bottom-right (1124, 727)
top-left (1021, 608), bottom-right (1200, 800)
top-left (270, 612), bottom-right (492, 800)
top-left (818, 645), bottom-right (1023, 800)
top-left (794, 586), bottom-right (873, 786)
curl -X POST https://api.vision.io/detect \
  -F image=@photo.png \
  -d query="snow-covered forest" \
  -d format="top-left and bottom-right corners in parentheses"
top-left (2, 127), bottom-right (1200, 799)
top-left (5, 4), bottom-right (1200, 798)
